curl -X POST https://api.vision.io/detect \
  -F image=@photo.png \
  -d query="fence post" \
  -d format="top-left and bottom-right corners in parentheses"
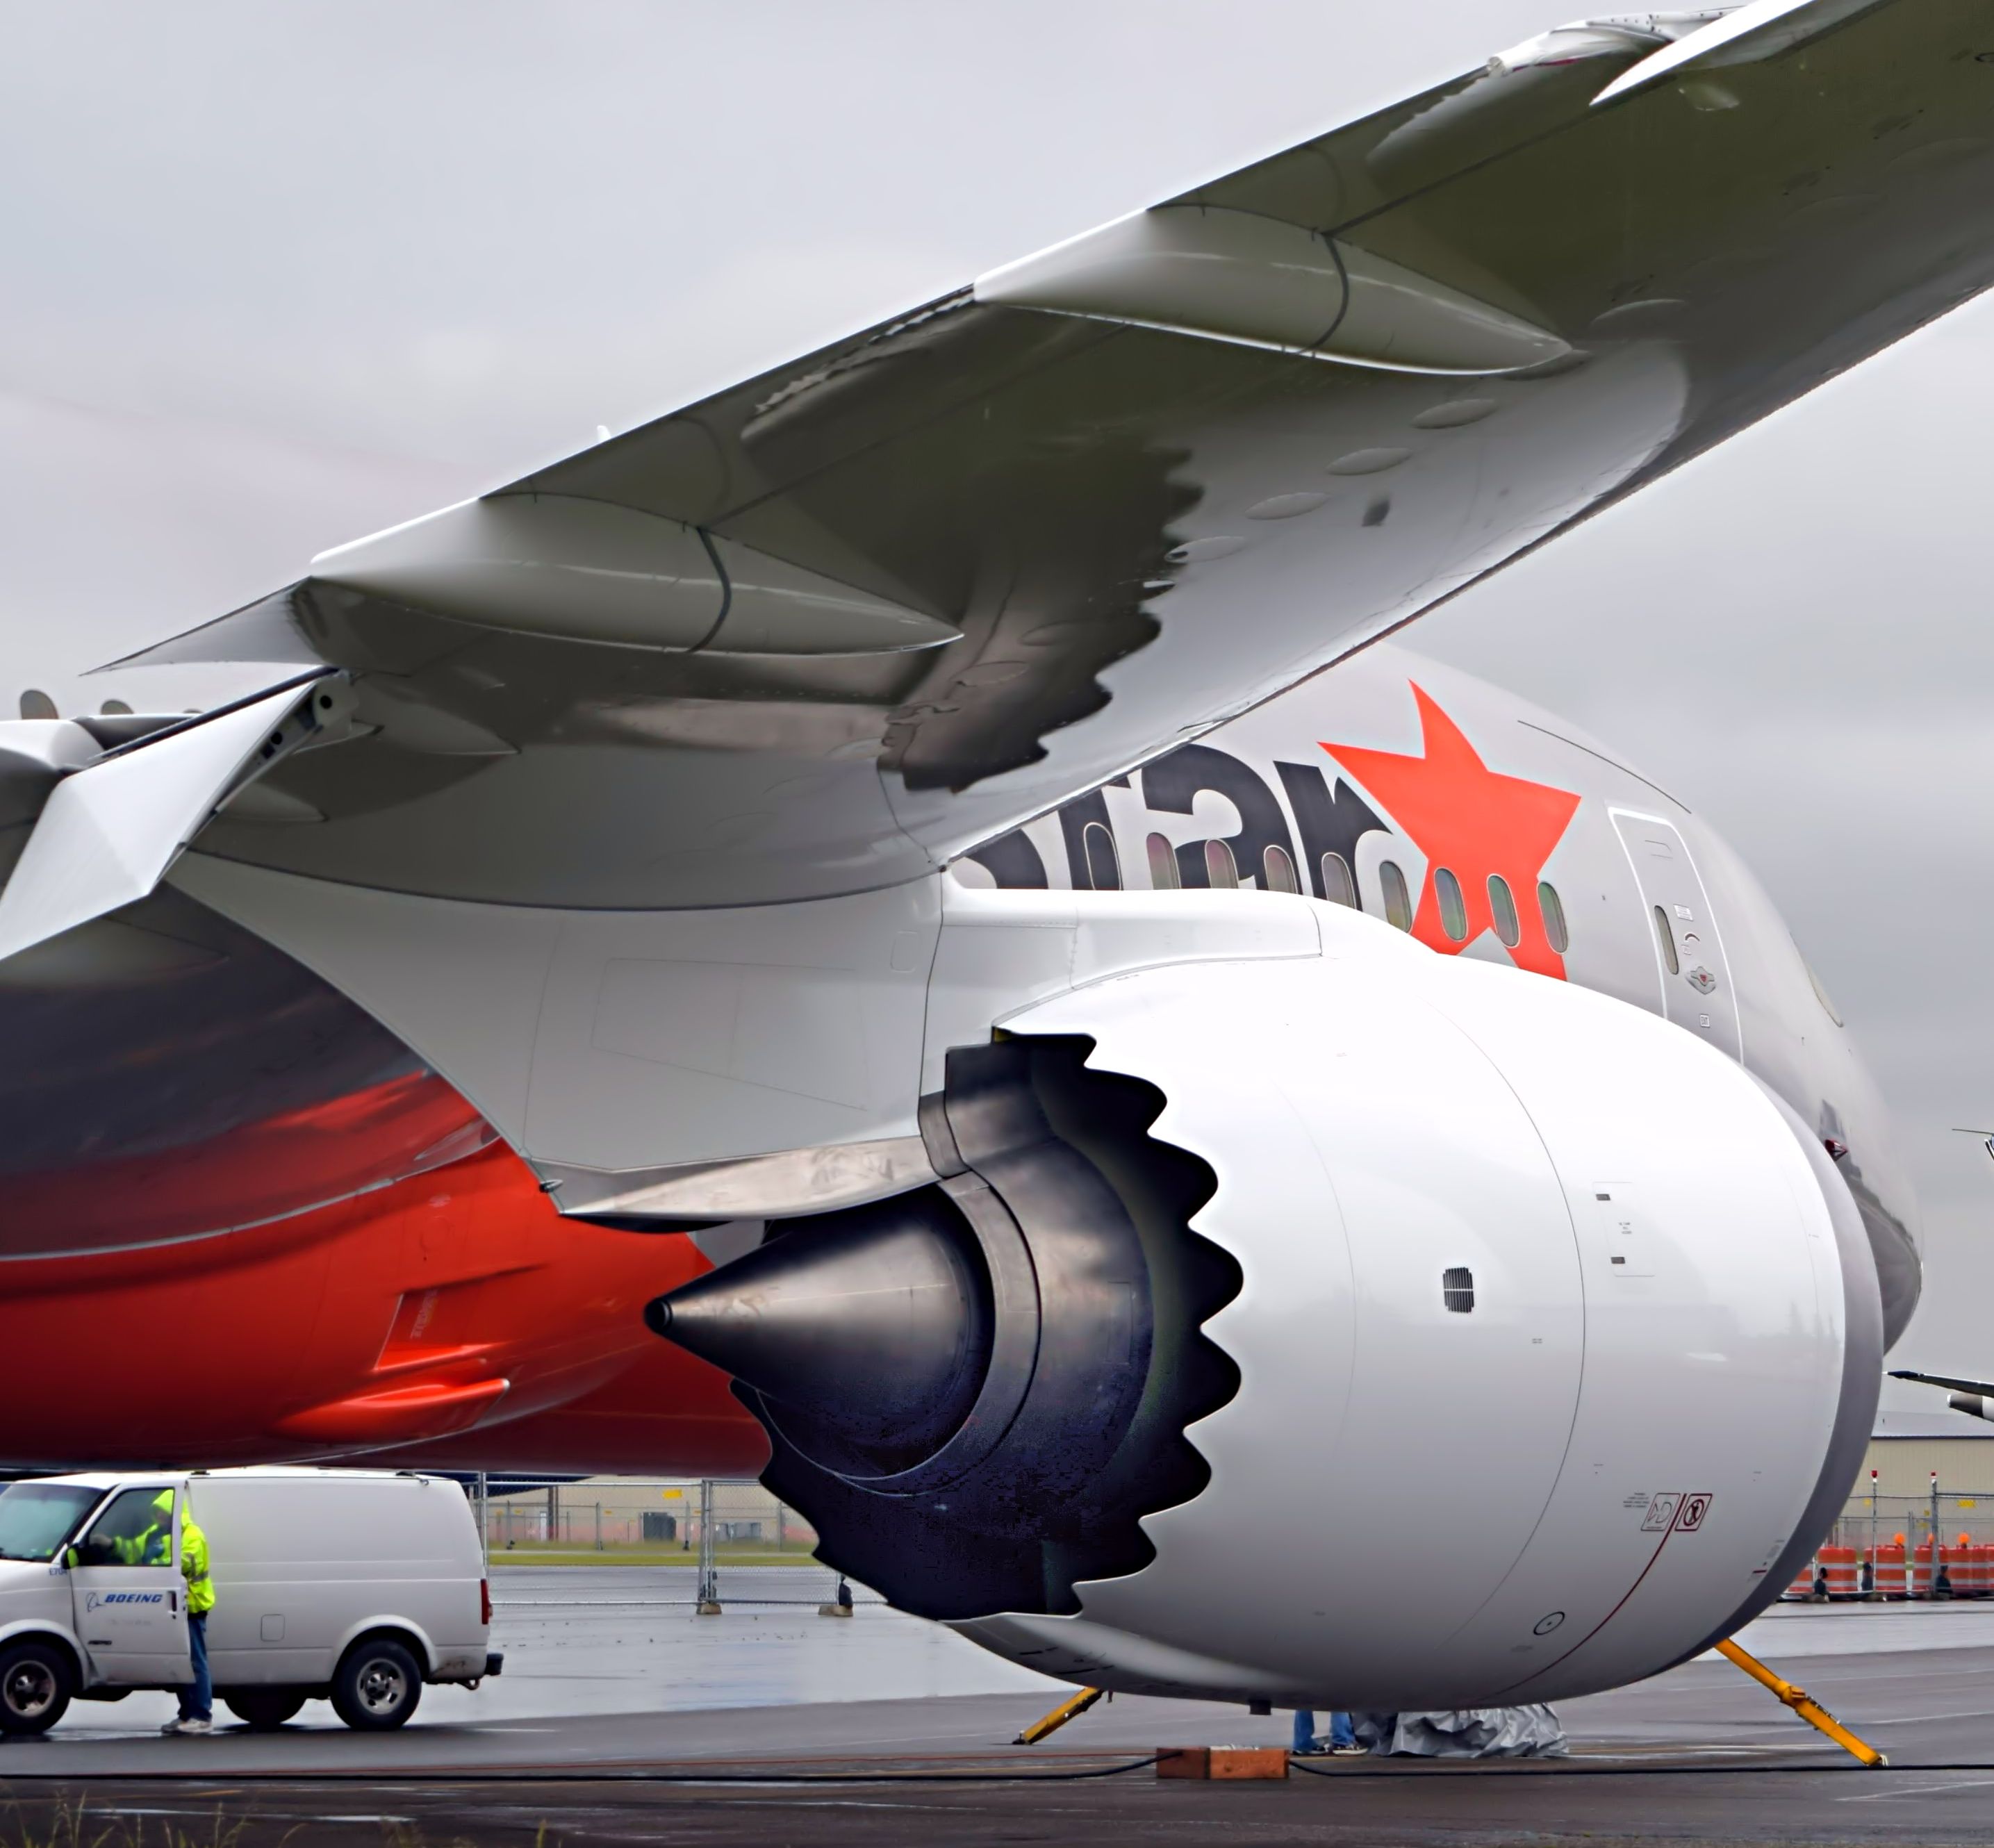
top-left (697, 1479), bottom-right (720, 1613)
top-left (595, 1499), bottom-right (603, 1552)
top-left (1934, 1473), bottom-right (1950, 1597)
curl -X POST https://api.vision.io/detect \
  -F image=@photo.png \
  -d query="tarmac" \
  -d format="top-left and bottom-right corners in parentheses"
top-left (6, 1569), bottom-right (1994, 1844)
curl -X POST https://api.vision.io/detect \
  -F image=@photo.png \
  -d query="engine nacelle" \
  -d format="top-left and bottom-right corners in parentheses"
top-left (650, 904), bottom-right (1880, 1708)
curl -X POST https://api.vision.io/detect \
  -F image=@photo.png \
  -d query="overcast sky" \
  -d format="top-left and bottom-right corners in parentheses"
top-left (5, 3), bottom-right (1989, 1432)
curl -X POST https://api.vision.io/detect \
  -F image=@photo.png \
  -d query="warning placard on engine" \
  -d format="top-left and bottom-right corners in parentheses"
top-left (1640, 1492), bottom-right (1682, 1532)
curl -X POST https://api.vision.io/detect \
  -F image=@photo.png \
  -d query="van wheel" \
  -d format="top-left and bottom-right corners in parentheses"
top-left (223, 1689), bottom-right (307, 1731)
top-left (0, 1641), bottom-right (72, 1736)
top-left (331, 1639), bottom-right (422, 1731)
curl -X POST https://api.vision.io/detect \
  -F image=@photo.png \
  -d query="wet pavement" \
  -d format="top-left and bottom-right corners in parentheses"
top-left (6, 1572), bottom-right (1994, 1843)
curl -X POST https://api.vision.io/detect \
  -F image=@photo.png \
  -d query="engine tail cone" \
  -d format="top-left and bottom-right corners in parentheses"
top-left (646, 1196), bottom-right (994, 1473)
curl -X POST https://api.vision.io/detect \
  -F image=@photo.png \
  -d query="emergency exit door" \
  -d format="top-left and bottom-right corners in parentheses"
top-left (1609, 810), bottom-right (1742, 1062)
top-left (67, 1483), bottom-right (192, 1686)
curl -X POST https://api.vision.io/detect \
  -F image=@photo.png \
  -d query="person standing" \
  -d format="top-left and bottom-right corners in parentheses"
top-left (107, 1494), bottom-right (171, 1567)
top-left (1291, 1708), bottom-right (1363, 1756)
top-left (160, 1493), bottom-right (215, 1737)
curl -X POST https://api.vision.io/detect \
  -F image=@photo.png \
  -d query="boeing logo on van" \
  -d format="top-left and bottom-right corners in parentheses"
top-left (84, 1592), bottom-right (165, 1610)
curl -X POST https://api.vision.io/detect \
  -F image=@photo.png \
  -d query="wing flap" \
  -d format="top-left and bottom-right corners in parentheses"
top-left (1595, 0), bottom-right (1889, 104)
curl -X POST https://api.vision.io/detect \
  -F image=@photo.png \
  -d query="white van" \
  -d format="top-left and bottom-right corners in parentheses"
top-left (0, 1467), bottom-right (500, 1735)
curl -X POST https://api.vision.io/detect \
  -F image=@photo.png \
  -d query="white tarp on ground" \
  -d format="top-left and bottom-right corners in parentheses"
top-left (1356, 1707), bottom-right (1567, 1757)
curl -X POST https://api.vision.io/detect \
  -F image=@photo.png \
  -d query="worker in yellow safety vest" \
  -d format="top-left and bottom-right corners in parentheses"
top-left (160, 1492), bottom-right (215, 1737)
top-left (108, 1503), bottom-right (171, 1567)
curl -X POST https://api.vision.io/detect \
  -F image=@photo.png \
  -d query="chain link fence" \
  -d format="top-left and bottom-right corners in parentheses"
top-left (475, 1477), bottom-right (814, 1560)
top-left (1778, 1481), bottom-right (1994, 1601)
top-left (456, 1472), bottom-right (1994, 1609)
top-left (1827, 1485), bottom-right (1994, 1552)
top-left (462, 1475), bottom-right (876, 1608)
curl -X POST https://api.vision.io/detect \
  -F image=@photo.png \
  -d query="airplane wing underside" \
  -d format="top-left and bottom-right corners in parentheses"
top-left (1890, 1369), bottom-right (1994, 1398)
top-left (54, 0), bottom-right (1994, 921)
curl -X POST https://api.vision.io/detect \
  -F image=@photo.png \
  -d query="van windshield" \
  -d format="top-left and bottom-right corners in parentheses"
top-left (0, 1483), bottom-right (104, 1561)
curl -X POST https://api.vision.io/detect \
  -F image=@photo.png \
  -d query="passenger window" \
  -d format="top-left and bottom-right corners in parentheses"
top-left (1434, 868), bottom-right (1468, 942)
top-left (1319, 852), bottom-right (1356, 908)
top-left (1146, 833), bottom-right (1180, 891)
top-left (74, 1487), bottom-right (174, 1568)
top-left (1204, 839), bottom-right (1240, 889)
top-left (1262, 844), bottom-right (1299, 894)
top-left (1538, 881), bottom-right (1569, 954)
top-left (1082, 821), bottom-right (1121, 892)
top-left (1652, 904), bottom-right (1680, 976)
top-left (1379, 860), bottom-right (1413, 931)
top-left (1488, 875), bottom-right (1521, 948)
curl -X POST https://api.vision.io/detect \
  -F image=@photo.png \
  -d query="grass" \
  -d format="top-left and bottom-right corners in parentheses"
top-left (0, 1799), bottom-right (283, 1848)
top-left (0, 1801), bottom-right (550, 1848)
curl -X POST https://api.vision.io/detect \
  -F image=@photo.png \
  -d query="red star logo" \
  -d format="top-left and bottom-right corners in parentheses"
top-left (1323, 684), bottom-right (1581, 978)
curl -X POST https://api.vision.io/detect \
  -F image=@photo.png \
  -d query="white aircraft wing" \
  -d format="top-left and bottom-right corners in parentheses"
top-left (0, 677), bottom-right (331, 962)
top-left (80, 0), bottom-right (1993, 921)
top-left (1890, 1369), bottom-right (1994, 1397)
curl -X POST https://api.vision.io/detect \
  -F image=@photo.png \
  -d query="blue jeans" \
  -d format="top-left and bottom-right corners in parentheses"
top-left (178, 1613), bottom-right (211, 1722)
top-left (1292, 1709), bottom-right (1356, 1751)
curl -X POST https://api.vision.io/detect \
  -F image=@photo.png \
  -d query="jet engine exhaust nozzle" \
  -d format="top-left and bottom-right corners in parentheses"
top-left (644, 1198), bottom-right (996, 1477)
top-left (641, 1039), bottom-right (1237, 1621)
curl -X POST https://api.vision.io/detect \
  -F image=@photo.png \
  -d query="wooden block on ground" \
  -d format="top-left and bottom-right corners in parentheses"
top-left (1212, 1747), bottom-right (1289, 1780)
top-left (1156, 1746), bottom-right (1288, 1780)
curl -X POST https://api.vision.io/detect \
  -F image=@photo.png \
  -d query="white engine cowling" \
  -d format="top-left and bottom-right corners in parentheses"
top-left (651, 902), bottom-right (1879, 1708)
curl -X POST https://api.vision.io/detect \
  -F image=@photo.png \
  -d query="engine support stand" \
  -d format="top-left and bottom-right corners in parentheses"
top-left (1715, 1637), bottom-right (1886, 1767)
top-left (1014, 1685), bottom-right (1104, 1744)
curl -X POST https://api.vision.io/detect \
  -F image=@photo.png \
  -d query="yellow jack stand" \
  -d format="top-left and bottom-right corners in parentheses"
top-left (1014, 1686), bottom-right (1105, 1744)
top-left (1716, 1637), bottom-right (1887, 1767)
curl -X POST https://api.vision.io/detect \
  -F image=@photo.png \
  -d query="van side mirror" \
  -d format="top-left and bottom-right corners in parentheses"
top-left (63, 1546), bottom-right (77, 1569)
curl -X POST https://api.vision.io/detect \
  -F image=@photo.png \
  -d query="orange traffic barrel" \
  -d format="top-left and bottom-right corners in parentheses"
top-left (1872, 1543), bottom-right (1907, 1599)
top-left (1820, 1545), bottom-right (1860, 1600)
top-left (1780, 1558), bottom-right (1819, 1602)
top-left (1913, 1537), bottom-right (1938, 1598)
top-left (1951, 1544), bottom-right (1988, 1599)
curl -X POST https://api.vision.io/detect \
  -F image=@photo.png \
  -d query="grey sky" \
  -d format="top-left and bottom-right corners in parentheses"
top-left (4, 3), bottom-right (1988, 1428)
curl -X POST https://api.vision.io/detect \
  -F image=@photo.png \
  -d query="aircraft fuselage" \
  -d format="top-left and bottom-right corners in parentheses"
top-left (0, 642), bottom-right (1916, 1471)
